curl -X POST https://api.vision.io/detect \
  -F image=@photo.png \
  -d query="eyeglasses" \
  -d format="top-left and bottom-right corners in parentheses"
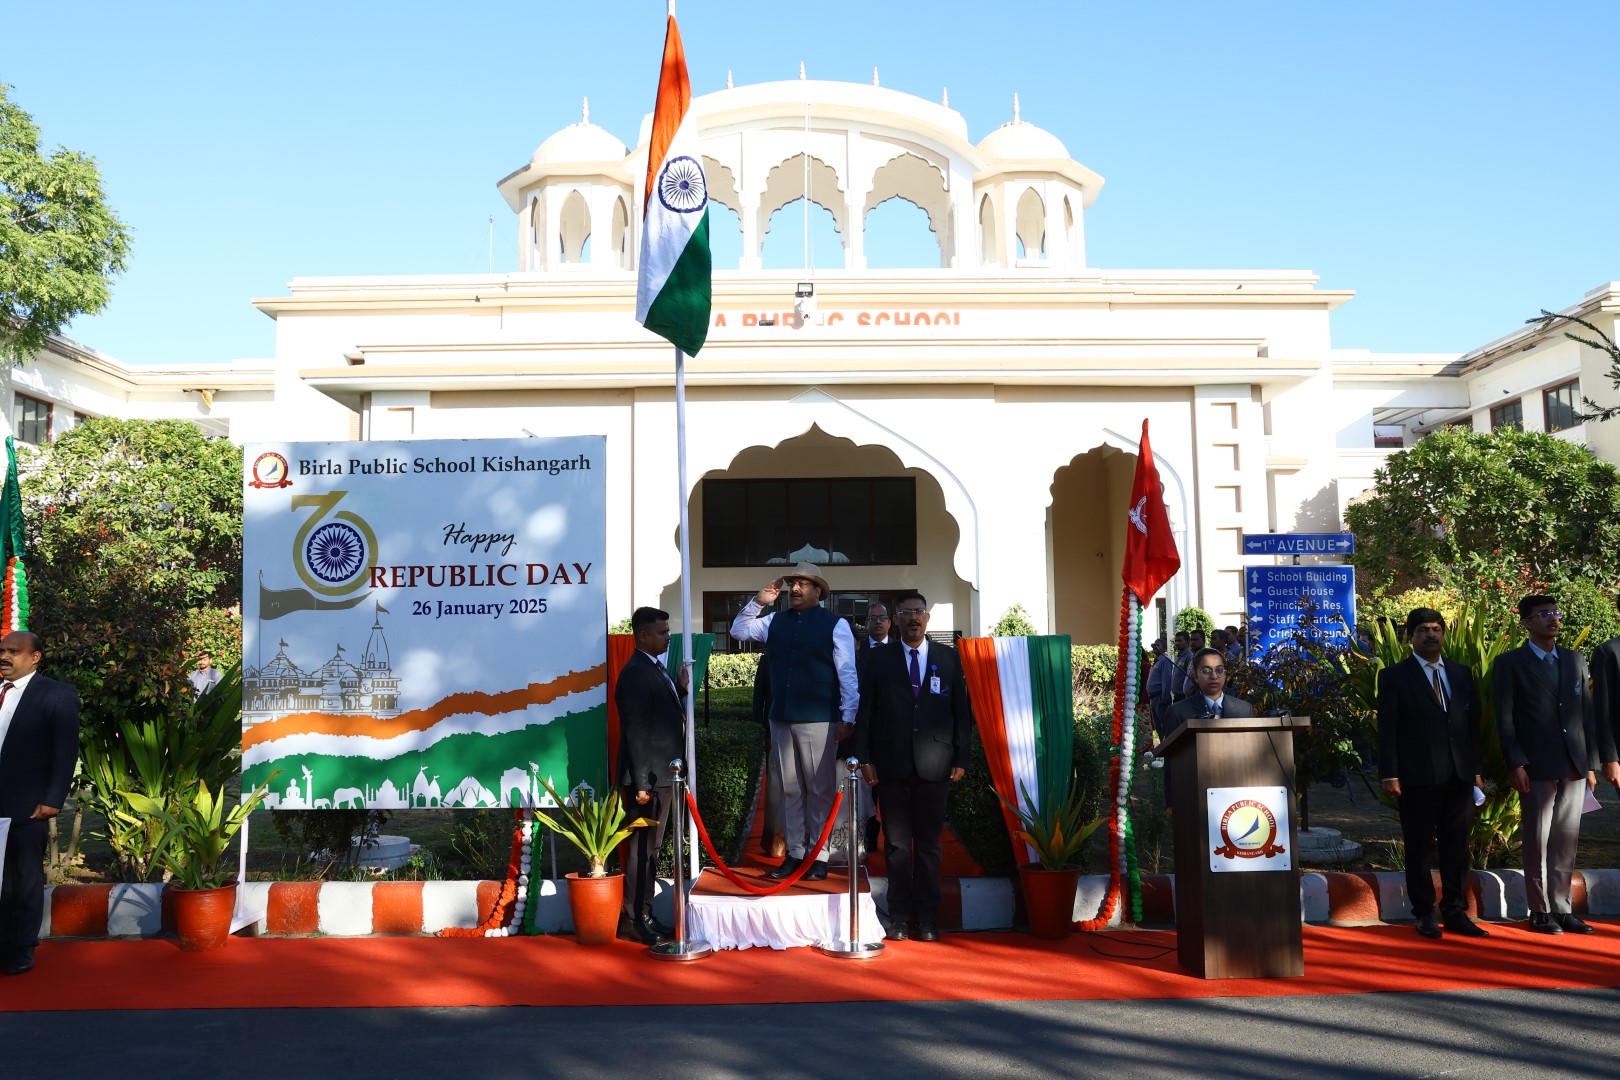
top-left (893, 608), bottom-right (928, 617)
top-left (1196, 667), bottom-right (1226, 676)
top-left (1528, 610), bottom-right (1564, 621)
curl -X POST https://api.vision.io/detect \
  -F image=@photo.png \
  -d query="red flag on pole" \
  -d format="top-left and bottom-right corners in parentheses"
top-left (1121, 419), bottom-right (1180, 604)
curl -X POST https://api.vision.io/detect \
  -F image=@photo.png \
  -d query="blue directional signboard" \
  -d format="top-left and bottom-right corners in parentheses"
top-left (1244, 566), bottom-right (1356, 659)
top-left (1242, 533), bottom-right (1355, 556)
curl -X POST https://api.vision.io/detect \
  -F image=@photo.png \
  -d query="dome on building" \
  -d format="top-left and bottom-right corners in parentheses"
top-left (977, 119), bottom-right (1069, 162)
top-left (532, 101), bottom-right (628, 164)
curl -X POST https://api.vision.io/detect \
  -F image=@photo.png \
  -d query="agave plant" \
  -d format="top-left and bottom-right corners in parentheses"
top-left (115, 775), bottom-right (276, 890)
top-left (995, 772), bottom-right (1104, 871)
top-left (532, 776), bottom-right (653, 877)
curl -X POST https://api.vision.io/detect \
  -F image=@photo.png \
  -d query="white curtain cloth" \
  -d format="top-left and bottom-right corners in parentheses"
top-left (686, 870), bottom-right (885, 950)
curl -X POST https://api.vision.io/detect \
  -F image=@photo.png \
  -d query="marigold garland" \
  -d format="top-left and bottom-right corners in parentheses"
top-left (439, 807), bottom-right (532, 938)
top-left (1076, 586), bottom-right (1140, 931)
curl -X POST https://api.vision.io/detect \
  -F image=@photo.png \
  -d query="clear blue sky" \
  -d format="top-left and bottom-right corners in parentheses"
top-left (4, 1), bottom-right (1615, 366)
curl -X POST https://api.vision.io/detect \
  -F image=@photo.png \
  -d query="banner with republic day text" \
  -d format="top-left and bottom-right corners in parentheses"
top-left (241, 437), bottom-right (606, 810)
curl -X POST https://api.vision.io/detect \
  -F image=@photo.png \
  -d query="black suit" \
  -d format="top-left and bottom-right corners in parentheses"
top-left (1494, 643), bottom-right (1604, 914)
top-left (852, 640), bottom-right (972, 926)
top-left (1166, 692), bottom-right (1256, 728)
top-left (0, 673), bottom-right (81, 964)
top-left (614, 651), bottom-right (685, 924)
top-left (1377, 655), bottom-right (1479, 919)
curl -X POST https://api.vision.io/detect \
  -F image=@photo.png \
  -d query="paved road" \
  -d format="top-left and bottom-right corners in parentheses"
top-left (8, 988), bottom-right (1619, 1078)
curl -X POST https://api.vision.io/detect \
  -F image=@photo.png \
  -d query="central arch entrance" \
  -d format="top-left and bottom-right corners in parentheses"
top-left (668, 425), bottom-right (970, 647)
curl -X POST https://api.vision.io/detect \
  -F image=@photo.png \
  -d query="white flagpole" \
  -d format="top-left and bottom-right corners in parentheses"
top-left (675, 342), bottom-right (699, 879)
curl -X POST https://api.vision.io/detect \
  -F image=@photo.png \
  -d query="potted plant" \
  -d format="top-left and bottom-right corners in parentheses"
top-left (997, 773), bottom-right (1104, 938)
top-left (117, 776), bottom-right (275, 951)
top-left (532, 776), bottom-right (651, 945)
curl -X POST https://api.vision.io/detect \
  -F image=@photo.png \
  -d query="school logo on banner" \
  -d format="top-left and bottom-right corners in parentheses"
top-left (1206, 786), bottom-right (1292, 871)
top-left (241, 438), bottom-right (607, 810)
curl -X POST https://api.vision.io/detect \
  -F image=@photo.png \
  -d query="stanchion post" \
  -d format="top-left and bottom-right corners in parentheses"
top-left (817, 757), bottom-right (884, 960)
top-left (650, 757), bottom-right (712, 962)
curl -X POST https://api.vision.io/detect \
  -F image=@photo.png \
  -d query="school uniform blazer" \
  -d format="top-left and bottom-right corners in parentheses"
top-left (1165, 692), bottom-right (1256, 731)
top-left (1494, 643), bottom-right (1605, 780)
top-left (614, 651), bottom-right (686, 793)
top-left (0, 673), bottom-right (81, 820)
top-left (1377, 655), bottom-right (1480, 786)
top-left (852, 641), bottom-right (973, 783)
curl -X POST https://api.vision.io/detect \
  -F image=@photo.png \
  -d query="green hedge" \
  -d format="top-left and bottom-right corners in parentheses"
top-left (705, 653), bottom-right (761, 689)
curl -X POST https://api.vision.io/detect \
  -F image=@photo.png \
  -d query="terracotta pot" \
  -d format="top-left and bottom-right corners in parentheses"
top-left (565, 872), bottom-right (624, 946)
top-left (1017, 863), bottom-right (1082, 939)
top-left (169, 882), bottom-right (239, 952)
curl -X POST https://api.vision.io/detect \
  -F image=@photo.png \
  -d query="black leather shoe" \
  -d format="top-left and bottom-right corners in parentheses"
top-left (617, 918), bottom-right (657, 945)
top-left (802, 861), bottom-right (829, 881)
top-left (885, 926), bottom-right (909, 941)
top-left (4, 949), bottom-right (34, 975)
top-left (1443, 914), bottom-right (1489, 938)
top-left (1528, 912), bottom-right (1564, 935)
top-left (1558, 913), bottom-right (1596, 935)
top-left (648, 916), bottom-right (676, 937)
top-left (914, 923), bottom-right (939, 942)
top-left (636, 914), bottom-right (670, 942)
top-left (1415, 912), bottom-right (1442, 939)
top-left (766, 855), bottom-right (803, 880)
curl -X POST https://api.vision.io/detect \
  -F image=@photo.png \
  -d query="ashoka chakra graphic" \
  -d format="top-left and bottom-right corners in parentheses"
top-left (657, 156), bottom-right (707, 213)
top-left (305, 522), bottom-right (367, 584)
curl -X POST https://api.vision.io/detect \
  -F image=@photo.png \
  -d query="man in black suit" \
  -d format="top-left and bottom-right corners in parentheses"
top-left (1166, 647), bottom-right (1256, 728)
top-left (853, 591), bottom-right (972, 942)
top-left (0, 631), bottom-right (81, 975)
top-left (1495, 593), bottom-right (1618, 935)
top-left (1377, 608), bottom-right (1487, 939)
top-left (614, 607), bottom-right (687, 945)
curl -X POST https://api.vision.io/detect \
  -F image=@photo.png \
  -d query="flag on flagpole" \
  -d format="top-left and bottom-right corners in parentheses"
top-left (635, 13), bottom-right (711, 356)
top-left (1121, 419), bottom-right (1179, 604)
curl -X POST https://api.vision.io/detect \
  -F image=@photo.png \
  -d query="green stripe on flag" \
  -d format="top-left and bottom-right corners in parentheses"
top-left (1029, 635), bottom-right (1074, 811)
top-left (643, 212), bottom-right (711, 355)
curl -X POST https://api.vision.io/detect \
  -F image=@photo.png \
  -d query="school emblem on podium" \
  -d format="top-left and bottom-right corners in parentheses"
top-left (1207, 786), bottom-right (1292, 871)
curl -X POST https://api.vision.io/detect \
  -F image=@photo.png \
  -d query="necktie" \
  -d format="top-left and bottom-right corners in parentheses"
top-left (0, 682), bottom-right (11, 708)
top-left (1208, 699), bottom-right (1221, 719)
top-left (909, 648), bottom-right (921, 698)
top-left (1430, 664), bottom-right (1447, 710)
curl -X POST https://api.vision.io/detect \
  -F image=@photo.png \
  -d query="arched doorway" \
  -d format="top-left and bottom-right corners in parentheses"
top-left (665, 425), bottom-right (969, 647)
top-left (1048, 444), bottom-right (1137, 644)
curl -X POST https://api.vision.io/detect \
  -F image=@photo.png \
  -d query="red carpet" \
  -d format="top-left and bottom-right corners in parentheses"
top-left (5, 923), bottom-right (1619, 1012)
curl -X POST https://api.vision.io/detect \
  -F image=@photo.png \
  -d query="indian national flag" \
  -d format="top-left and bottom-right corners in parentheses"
top-left (635, 12), bottom-right (711, 356)
top-left (959, 635), bottom-right (1075, 864)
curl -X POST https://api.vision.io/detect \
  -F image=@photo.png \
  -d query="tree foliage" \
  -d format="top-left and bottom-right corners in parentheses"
top-left (0, 83), bottom-right (131, 366)
top-left (21, 419), bottom-right (242, 732)
top-left (1346, 428), bottom-right (1620, 600)
top-left (1173, 606), bottom-right (1215, 635)
top-left (991, 603), bottom-right (1037, 636)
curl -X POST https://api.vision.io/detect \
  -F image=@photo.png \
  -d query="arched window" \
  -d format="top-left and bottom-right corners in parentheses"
top-left (558, 190), bottom-right (590, 264)
top-left (1014, 188), bottom-right (1046, 262)
top-left (978, 194), bottom-right (998, 267)
top-left (611, 196), bottom-right (630, 269)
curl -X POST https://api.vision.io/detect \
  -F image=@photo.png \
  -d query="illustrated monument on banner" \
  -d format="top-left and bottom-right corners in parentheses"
top-left (241, 437), bottom-right (607, 809)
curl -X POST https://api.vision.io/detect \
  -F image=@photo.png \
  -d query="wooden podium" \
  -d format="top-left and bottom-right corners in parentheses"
top-left (1159, 714), bottom-right (1311, 979)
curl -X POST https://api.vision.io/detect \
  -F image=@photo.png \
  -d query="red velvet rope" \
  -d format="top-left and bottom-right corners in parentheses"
top-left (684, 787), bottom-right (846, 896)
